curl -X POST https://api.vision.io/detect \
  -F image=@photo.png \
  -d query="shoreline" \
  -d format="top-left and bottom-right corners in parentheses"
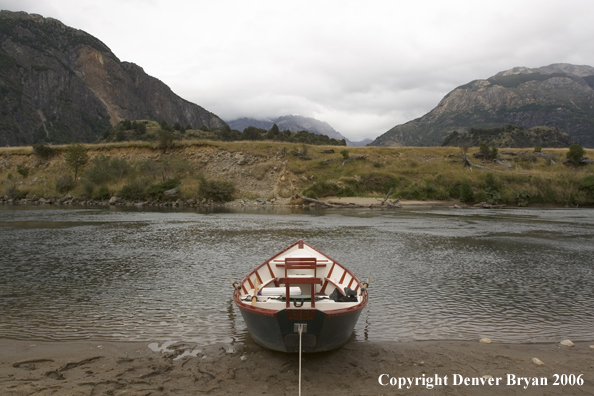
top-left (1, 338), bottom-right (592, 395)
top-left (1, 195), bottom-right (590, 209)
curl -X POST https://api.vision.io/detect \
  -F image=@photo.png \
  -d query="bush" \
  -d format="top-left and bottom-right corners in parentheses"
top-left (118, 181), bottom-right (146, 201)
top-left (157, 129), bottom-right (175, 148)
top-left (479, 142), bottom-right (498, 160)
top-left (484, 173), bottom-right (501, 204)
top-left (56, 175), bottom-right (74, 193)
top-left (7, 186), bottom-right (27, 200)
top-left (17, 165), bottom-right (29, 178)
top-left (578, 175), bottom-right (594, 199)
top-left (82, 179), bottom-right (94, 197)
top-left (459, 178), bottom-right (474, 202)
top-left (94, 185), bottom-right (111, 201)
top-left (566, 143), bottom-right (584, 166)
top-left (514, 189), bottom-right (530, 207)
top-left (86, 156), bottom-right (132, 184)
top-left (146, 178), bottom-right (180, 199)
top-left (198, 177), bottom-right (235, 202)
top-left (303, 181), bottom-right (345, 198)
top-left (33, 143), bottom-right (56, 161)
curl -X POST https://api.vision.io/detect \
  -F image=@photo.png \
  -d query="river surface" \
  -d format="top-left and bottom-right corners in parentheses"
top-left (0, 205), bottom-right (593, 345)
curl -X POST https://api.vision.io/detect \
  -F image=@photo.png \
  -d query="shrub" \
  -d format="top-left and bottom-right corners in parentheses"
top-left (534, 146), bottom-right (542, 153)
top-left (198, 176), bottom-right (235, 202)
top-left (95, 185), bottom-right (111, 201)
top-left (56, 175), bottom-right (74, 193)
top-left (484, 173), bottom-right (501, 204)
top-left (578, 175), bottom-right (594, 199)
top-left (118, 181), bottom-right (146, 201)
top-left (514, 189), bottom-right (530, 207)
top-left (566, 143), bottom-right (584, 166)
top-left (17, 165), bottom-right (29, 178)
top-left (7, 186), bottom-right (27, 199)
top-left (479, 142), bottom-right (498, 160)
top-left (146, 178), bottom-right (180, 198)
top-left (157, 129), bottom-right (175, 148)
top-left (303, 181), bottom-right (344, 198)
top-left (82, 179), bottom-right (94, 197)
top-left (459, 178), bottom-right (474, 202)
top-left (33, 143), bottom-right (56, 161)
top-left (340, 149), bottom-right (349, 160)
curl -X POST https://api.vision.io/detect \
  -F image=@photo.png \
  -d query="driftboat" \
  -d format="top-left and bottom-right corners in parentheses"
top-left (231, 240), bottom-right (369, 353)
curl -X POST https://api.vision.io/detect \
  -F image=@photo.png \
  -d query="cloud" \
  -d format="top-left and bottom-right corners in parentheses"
top-left (2, 0), bottom-right (594, 140)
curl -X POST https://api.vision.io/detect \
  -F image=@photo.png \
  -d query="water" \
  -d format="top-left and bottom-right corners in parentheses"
top-left (0, 205), bottom-right (593, 345)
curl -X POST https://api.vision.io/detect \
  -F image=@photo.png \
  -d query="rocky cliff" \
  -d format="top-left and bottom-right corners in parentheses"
top-left (0, 11), bottom-right (226, 146)
top-left (372, 63), bottom-right (594, 147)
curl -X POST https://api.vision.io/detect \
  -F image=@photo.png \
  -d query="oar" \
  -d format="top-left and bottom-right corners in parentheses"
top-left (361, 277), bottom-right (370, 292)
top-left (251, 278), bottom-right (261, 306)
top-left (228, 279), bottom-right (241, 290)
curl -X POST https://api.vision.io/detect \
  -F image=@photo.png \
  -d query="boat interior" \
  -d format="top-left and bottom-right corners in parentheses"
top-left (237, 241), bottom-right (365, 312)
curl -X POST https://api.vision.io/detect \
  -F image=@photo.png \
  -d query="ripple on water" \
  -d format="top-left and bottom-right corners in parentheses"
top-left (0, 207), bottom-right (593, 344)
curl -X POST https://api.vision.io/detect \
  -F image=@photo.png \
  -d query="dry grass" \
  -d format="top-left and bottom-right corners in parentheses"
top-left (1, 142), bottom-right (593, 205)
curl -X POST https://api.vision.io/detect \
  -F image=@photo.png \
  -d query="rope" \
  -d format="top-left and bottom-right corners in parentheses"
top-left (298, 324), bottom-right (303, 396)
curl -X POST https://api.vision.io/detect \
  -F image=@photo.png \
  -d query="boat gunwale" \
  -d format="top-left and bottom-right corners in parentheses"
top-left (232, 239), bottom-right (368, 317)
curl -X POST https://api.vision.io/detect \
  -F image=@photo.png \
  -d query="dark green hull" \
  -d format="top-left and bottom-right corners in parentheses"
top-left (238, 306), bottom-right (363, 353)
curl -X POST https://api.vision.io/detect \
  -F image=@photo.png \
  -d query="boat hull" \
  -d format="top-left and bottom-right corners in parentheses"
top-left (237, 305), bottom-right (363, 353)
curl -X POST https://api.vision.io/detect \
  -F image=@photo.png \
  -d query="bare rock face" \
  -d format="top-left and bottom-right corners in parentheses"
top-left (372, 63), bottom-right (594, 147)
top-left (0, 11), bottom-right (227, 146)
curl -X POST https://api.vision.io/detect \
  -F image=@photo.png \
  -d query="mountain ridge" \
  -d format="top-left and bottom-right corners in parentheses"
top-left (372, 63), bottom-right (594, 147)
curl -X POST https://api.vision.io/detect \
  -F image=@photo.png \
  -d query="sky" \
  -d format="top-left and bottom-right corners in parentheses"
top-left (2, 0), bottom-right (594, 141)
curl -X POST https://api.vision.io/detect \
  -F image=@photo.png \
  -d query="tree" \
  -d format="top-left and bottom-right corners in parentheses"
top-left (566, 143), bottom-right (584, 166)
top-left (64, 143), bottom-right (89, 181)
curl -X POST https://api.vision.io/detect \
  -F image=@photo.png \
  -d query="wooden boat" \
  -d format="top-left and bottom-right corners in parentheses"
top-left (231, 240), bottom-right (369, 353)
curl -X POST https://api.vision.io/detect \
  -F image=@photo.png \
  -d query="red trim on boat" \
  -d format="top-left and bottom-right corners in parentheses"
top-left (320, 280), bottom-right (329, 294)
top-left (339, 270), bottom-right (347, 284)
top-left (255, 271), bottom-right (263, 284)
top-left (327, 262), bottom-right (335, 278)
top-left (247, 277), bottom-right (254, 289)
top-left (347, 278), bottom-right (354, 289)
top-left (266, 262), bottom-right (274, 278)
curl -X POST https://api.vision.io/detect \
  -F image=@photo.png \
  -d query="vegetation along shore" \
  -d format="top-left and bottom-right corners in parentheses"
top-left (1, 138), bottom-right (593, 208)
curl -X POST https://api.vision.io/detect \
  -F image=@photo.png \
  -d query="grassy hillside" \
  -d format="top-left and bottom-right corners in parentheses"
top-left (1, 140), bottom-right (593, 206)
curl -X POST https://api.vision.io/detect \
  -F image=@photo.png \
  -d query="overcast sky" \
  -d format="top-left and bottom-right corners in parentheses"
top-left (2, 0), bottom-right (594, 141)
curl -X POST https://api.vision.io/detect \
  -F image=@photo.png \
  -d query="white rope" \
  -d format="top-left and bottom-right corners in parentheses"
top-left (298, 324), bottom-right (303, 396)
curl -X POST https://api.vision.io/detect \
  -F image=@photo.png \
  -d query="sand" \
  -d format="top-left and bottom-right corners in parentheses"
top-left (319, 197), bottom-right (454, 207)
top-left (1, 339), bottom-right (592, 395)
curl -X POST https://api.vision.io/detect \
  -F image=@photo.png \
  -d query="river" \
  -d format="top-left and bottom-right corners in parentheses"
top-left (0, 205), bottom-right (592, 345)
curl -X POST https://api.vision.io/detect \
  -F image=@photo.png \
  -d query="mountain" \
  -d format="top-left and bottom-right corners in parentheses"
top-left (227, 115), bottom-right (351, 144)
top-left (350, 138), bottom-right (373, 147)
top-left (0, 11), bottom-right (226, 146)
top-left (372, 63), bottom-right (594, 147)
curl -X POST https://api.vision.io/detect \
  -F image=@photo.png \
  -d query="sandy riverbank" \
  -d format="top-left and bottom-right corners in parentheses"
top-left (1, 339), bottom-right (592, 395)
top-left (319, 196), bottom-right (454, 207)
